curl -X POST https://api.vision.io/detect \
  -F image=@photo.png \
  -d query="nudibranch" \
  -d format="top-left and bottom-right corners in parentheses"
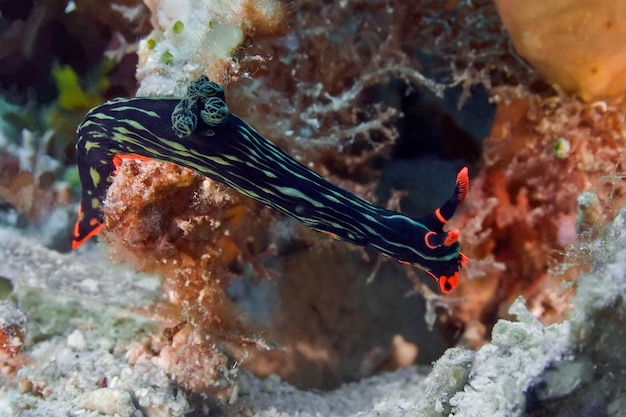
top-left (73, 76), bottom-right (469, 293)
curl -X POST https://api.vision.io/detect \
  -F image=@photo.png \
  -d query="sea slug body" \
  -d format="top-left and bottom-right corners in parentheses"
top-left (73, 76), bottom-right (469, 292)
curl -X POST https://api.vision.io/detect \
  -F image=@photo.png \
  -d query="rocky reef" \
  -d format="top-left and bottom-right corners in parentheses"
top-left (1, 0), bottom-right (626, 415)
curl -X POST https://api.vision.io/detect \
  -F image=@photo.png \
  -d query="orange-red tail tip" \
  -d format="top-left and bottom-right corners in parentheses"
top-left (443, 228), bottom-right (460, 246)
top-left (71, 222), bottom-right (104, 250)
top-left (439, 273), bottom-right (459, 293)
top-left (456, 167), bottom-right (469, 202)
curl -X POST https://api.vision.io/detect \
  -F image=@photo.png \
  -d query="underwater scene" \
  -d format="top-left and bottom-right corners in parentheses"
top-left (1, 0), bottom-right (626, 416)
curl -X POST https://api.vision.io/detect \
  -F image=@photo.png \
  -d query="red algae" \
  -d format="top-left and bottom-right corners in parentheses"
top-left (451, 91), bottom-right (626, 346)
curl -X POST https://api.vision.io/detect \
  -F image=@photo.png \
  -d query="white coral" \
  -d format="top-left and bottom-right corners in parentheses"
top-left (136, 0), bottom-right (283, 97)
top-left (137, 0), bottom-right (247, 96)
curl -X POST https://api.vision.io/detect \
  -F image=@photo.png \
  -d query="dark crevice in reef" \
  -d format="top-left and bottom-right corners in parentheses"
top-left (377, 80), bottom-right (494, 217)
top-left (392, 82), bottom-right (491, 163)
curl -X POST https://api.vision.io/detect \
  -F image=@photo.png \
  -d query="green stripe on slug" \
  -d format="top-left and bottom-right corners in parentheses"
top-left (72, 76), bottom-right (469, 293)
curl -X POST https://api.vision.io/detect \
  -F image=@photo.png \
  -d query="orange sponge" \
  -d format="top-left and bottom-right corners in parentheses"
top-left (494, 0), bottom-right (626, 101)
